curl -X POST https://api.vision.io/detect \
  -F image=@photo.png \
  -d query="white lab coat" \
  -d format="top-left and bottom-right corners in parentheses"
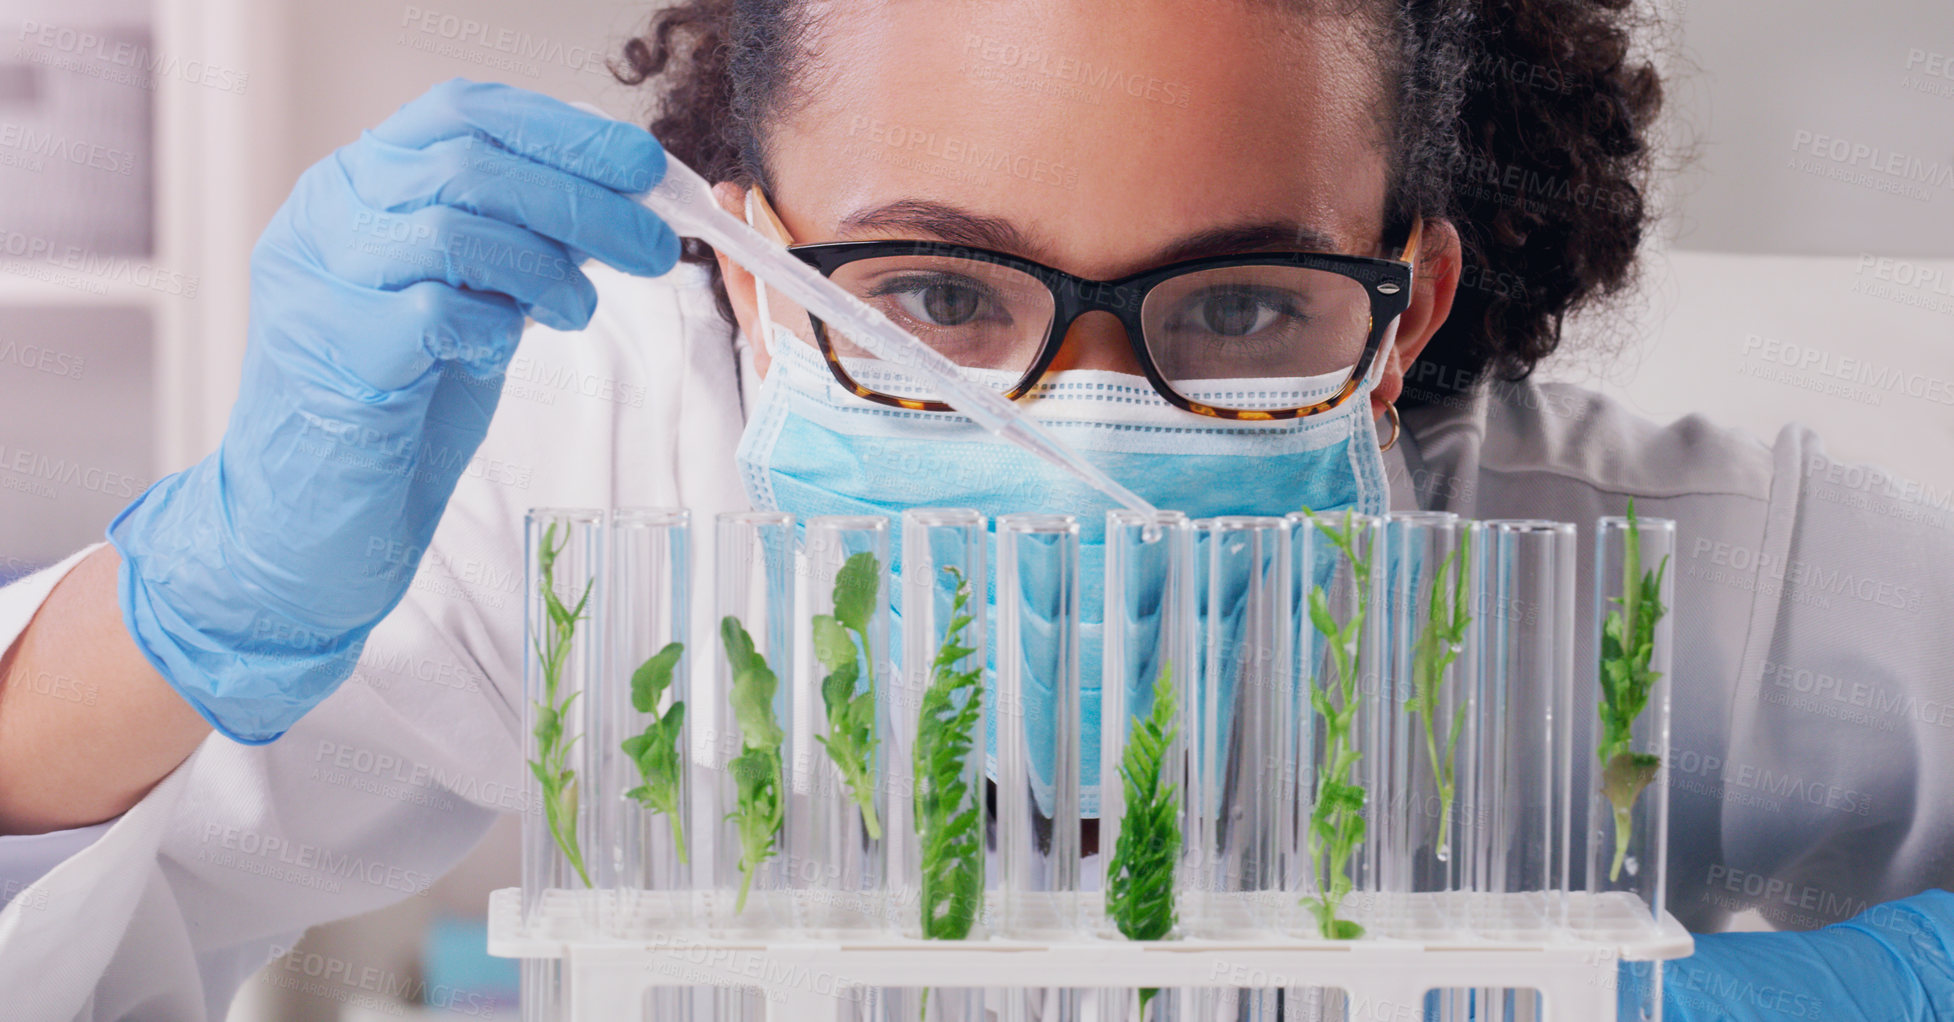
top-left (1, 263), bottom-right (1950, 1021)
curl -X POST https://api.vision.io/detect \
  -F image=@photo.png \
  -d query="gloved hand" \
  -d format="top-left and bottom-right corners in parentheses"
top-left (1650, 889), bottom-right (1954, 1021)
top-left (108, 79), bottom-right (679, 743)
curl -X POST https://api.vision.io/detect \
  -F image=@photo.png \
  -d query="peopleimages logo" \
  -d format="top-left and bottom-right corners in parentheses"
top-left (268, 944), bottom-right (500, 1017)
top-left (1902, 48), bottom-right (1954, 98)
top-left (0, 121), bottom-right (136, 175)
top-left (961, 33), bottom-right (1193, 108)
top-left (398, 5), bottom-right (611, 78)
top-left (1904, 48), bottom-right (1954, 79)
top-left (1685, 537), bottom-right (1925, 615)
top-left (1762, 657), bottom-right (1954, 730)
top-left (0, 443), bottom-right (144, 499)
top-left (16, 20), bottom-right (249, 93)
top-left (0, 227), bottom-right (199, 298)
top-left (1739, 332), bottom-right (1954, 407)
top-left (1855, 253), bottom-right (1954, 295)
top-left (1849, 253), bottom-right (1954, 316)
top-left (0, 340), bottom-right (86, 380)
top-left (197, 823), bottom-right (436, 897)
top-left (1788, 130), bottom-right (1954, 197)
top-left (846, 115), bottom-right (1081, 190)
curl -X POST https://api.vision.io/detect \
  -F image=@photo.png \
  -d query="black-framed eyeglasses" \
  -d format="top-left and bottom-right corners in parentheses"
top-left (781, 222), bottom-right (1420, 421)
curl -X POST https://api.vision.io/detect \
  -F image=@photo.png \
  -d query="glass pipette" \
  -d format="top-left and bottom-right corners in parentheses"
top-left (638, 155), bottom-right (1158, 520)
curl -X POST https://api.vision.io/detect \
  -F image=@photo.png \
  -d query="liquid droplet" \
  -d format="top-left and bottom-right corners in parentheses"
top-left (1624, 855), bottom-right (1640, 877)
top-left (1435, 844), bottom-right (1451, 862)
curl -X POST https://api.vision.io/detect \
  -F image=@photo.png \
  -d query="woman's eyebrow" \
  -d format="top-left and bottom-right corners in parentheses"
top-left (1150, 221), bottom-right (1346, 263)
top-left (836, 200), bottom-right (1345, 266)
top-left (836, 201), bottom-right (1037, 253)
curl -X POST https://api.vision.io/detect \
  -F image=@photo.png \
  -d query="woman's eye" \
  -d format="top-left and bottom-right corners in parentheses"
top-left (872, 275), bottom-right (1001, 328)
top-left (908, 282), bottom-right (985, 326)
top-left (1191, 288), bottom-right (1290, 337)
top-left (1199, 291), bottom-right (1273, 336)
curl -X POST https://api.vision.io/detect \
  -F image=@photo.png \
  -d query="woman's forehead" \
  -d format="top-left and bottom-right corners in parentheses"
top-left (766, 0), bottom-right (1392, 279)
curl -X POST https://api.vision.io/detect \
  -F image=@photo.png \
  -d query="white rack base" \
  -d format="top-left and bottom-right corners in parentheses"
top-left (487, 888), bottom-right (1691, 1021)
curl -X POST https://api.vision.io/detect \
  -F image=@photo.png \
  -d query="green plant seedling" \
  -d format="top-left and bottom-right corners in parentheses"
top-left (1107, 665), bottom-right (1182, 1017)
top-left (1301, 508), bottom-right (1370, 940)
top-left (530, 521), bottom-right (592, 887)
top-left (1405, 531), bottom-right (1471, 861)
top-left (913, 568), bottom-right (985, 1022)
top-left (812, 551), bottom-right (883, 840)
top-left (721, 616), bottom-right (785, 912)
top-left (1598, 500), bottom-right (1668, 882)
top-left (621, 641), bottom-right (688, 865)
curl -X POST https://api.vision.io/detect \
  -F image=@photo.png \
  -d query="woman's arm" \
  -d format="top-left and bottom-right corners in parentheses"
top-left (0, 81), bottom-right (678, 843)
top-left (0, 547), bottom-right (210, 835)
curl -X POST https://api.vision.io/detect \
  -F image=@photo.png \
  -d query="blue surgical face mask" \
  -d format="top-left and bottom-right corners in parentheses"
top-left (737, 321), bottom-right (1391, 817)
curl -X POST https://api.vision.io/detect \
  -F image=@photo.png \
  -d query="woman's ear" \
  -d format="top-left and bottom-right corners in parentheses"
top-left (1370, 218), bottom-right (1462, 417)
top-left (711, 181), bottom-right (772, 377)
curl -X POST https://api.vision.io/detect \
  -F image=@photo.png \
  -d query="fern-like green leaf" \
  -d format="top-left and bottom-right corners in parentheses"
top-left (914, 568), bottom-right (985, 942)
top-left (1108, 665), bottom-right (1182, 1017)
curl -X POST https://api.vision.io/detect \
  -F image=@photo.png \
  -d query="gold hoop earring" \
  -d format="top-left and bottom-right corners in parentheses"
top-left (1378, 402), bottom-right (1401, 452)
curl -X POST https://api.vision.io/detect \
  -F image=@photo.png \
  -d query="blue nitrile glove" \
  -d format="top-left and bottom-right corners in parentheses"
top-left (1642, 890), bottom-right (1954, 1021)
top-left (107, 79), bottom-right (679, 743)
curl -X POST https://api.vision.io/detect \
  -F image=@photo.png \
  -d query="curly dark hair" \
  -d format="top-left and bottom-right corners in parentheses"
top-left (612, 0), bottom-right (1664, 405)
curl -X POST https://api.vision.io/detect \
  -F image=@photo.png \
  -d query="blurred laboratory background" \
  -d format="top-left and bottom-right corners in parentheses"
top-left (0, 0), bottom-right (1950, 1018)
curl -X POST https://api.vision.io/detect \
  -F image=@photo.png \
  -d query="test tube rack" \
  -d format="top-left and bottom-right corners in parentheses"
top-left (488, 887), bottom-right (1688, 1020)
top-left (503, 506), bottom-right (1686, 1021)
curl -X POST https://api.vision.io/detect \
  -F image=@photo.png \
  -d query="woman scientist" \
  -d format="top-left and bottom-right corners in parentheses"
top-left (2, 0), bottom-right (1951, 1018)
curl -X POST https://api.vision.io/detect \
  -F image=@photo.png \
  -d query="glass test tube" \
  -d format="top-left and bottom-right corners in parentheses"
top-left (1583, 513), bottom-right (1675, 917)
top-left (882, 509), bottom-right (988, 1022)
top-left (791, 514), bottom-right (892, 935)
top-left (995, 513), bottom-right (1084, 938)
top-left (1279, 514), bottom-right (1311, 920)
top-left (604, 509), bottom-right (694, 940)
top-left (1376, 512), bottom-right (1477, 938)
top-left (1469, 520), bottom-right (1576, 940)
top-left (1582, 514), bottom-right (1675, 1020)
top-left (1187, 516), bottom-right (1292, 942)
top-left (709, 511), bottom-right (796, 935)
top-left (603, 509), bottom-right (694, 1022)
top-left (522, 508), bottom-right (602, 1022)
top-left (1099, 511), bottom-right (1196, 1022)
top-left (1290, 511), bottom-right (1384, 942)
